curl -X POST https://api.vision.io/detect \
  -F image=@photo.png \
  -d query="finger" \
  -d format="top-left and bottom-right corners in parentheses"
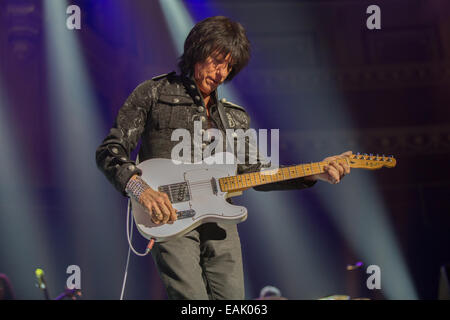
top-left (337, 156), bottom-right (351, 176)
top-left (152, 204), bottom-right (164, 224)
top-left (326, 166), bottom-right (340, 184)
top-left (144, 201), bottom-right (158, 222)
top-left (154, 195), bottom-right (171, 224)
top-left (167, 209), bottom-right (177, 224)
top-left (158, 192), bottom-right (173, 223)
top-left (330, 161), bottom-right (344, 177)
top-left (163, 200), bottom-right (177, 224)
top-left (341, 150), bottom-right (353, 157)
top-left (343, 162), bottom-right (350, 175)
top-left (168, 203), bottom-right (177, 223)
top-left (155, 193), bottom-right (171, 213)
top-left (140, 193), bottom-right (160, 222)
top-left (151, 213), bottom-right (161, 225)
top-left (336, 160), bottom-right (348, 176)
top-left (151, 215), bottom-right (160, 225)
top-left (161, 193), bottom-right (177, 222)
top-left (159, 202), bottom-right (172, 224)
top-left (336, 162), bottom-right (346, 177)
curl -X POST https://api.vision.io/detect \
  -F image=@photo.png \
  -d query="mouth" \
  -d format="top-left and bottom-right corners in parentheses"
top-left (207, 77), bottom-right (219, 86)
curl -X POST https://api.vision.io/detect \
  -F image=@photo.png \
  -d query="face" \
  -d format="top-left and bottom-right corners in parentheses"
top-left (194, 51), bottom-right (233, 96)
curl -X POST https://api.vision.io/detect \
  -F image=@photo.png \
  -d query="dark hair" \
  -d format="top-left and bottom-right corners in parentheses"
top-left (178, 16), bottom-right (251, 82)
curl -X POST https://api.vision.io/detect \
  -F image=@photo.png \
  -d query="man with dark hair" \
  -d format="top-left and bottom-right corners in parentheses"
top-left (96, 16), bottom-right (350, 300)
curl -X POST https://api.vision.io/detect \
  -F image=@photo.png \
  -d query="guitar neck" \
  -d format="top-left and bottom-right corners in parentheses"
top-left (218, 153), bottom-right (396, 193)
top-left (218, 159), bottom-right (346, 193)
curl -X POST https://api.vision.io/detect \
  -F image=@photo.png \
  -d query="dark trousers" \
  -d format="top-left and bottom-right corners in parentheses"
top-left (151, 222), bottom-right (245, 300)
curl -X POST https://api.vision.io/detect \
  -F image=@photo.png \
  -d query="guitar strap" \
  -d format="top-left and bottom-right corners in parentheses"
top-left (216, 98), bottom-right (235, 154)
top-left (216, 98), bottom-right (229, 129)
top-left (216, 99), bottom-right (237, 203)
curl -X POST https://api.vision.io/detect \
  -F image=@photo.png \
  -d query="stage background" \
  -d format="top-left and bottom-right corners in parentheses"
top-left (0, 0), bottom-right (449, 300)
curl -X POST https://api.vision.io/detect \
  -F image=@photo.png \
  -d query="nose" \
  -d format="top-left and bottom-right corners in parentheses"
top-left (216, 65), bottom-right (229, 79)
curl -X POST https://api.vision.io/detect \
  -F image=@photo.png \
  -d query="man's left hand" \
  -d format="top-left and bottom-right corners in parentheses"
top-left (305, 150), bottom-right (352, 184)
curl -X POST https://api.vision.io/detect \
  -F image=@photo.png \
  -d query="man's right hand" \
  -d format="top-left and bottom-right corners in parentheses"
top-left (127, 175), bottom-right (178, 225)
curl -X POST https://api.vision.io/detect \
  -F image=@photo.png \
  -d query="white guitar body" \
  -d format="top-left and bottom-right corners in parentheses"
top-left (130, 152), bottom-right (247, 242)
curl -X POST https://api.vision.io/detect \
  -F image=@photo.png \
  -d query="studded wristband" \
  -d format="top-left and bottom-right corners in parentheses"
top-left (125, 176), bottom-right (149, 201)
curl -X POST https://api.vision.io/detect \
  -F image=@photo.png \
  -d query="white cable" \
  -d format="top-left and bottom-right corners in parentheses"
top-left (119, 233), bottom-right (131, 300)
top-left (126, 199), bottom-right (150, 257)
top-left (120, 199), bottom-right (150, 300)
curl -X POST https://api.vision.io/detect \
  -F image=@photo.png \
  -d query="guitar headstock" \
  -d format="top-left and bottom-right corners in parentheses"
top-left (347, 153), bottom-right (397, 170)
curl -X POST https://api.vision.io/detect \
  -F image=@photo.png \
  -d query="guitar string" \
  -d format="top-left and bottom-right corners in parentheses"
top-left (166, 160), bottom-right (374, 193)
top-left (164, 165), bottom-right (327, 191)
top-left (165, 167), bottom-right (319, 194)
top-left (162, 170), bottom-right (309, 201)
top-left (174, 164), bottom-right (326, 188)
top-left (159, 158), bottom-right (388, 194)
top-left (167, 170), bottom-right (314, 191)
top-left (164, 157), bottom-right (389, 189)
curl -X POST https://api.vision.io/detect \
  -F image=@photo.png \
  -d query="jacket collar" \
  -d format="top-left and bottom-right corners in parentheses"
top-left (183, 74), bottom-right (219, 106)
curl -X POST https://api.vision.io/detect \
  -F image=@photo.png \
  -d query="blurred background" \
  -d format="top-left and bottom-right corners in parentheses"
top-left (0, 0), bottom-right (449, 300)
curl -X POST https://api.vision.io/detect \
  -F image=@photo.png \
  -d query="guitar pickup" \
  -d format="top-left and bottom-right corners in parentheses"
top-left (176, 209), bottom-right (196, 219)
top-left (211, 178), bottom-right (218, 195)
top-left (159, 182), bottom-right (190, 204)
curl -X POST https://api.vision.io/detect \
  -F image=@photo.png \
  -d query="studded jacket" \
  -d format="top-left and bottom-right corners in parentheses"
top-left (95, 72), bottom-right (316, 196)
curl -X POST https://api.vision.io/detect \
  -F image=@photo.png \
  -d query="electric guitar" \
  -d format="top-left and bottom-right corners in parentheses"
top-left (130, 152), bottom-right (396, 242)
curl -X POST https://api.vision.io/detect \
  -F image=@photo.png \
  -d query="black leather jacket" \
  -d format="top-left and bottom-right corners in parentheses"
top-left (95, 72), bottom-right (316, 195)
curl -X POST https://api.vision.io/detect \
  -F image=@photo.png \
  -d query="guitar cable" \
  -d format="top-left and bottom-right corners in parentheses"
top-left (120, 199), bottom-right (155, 300)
